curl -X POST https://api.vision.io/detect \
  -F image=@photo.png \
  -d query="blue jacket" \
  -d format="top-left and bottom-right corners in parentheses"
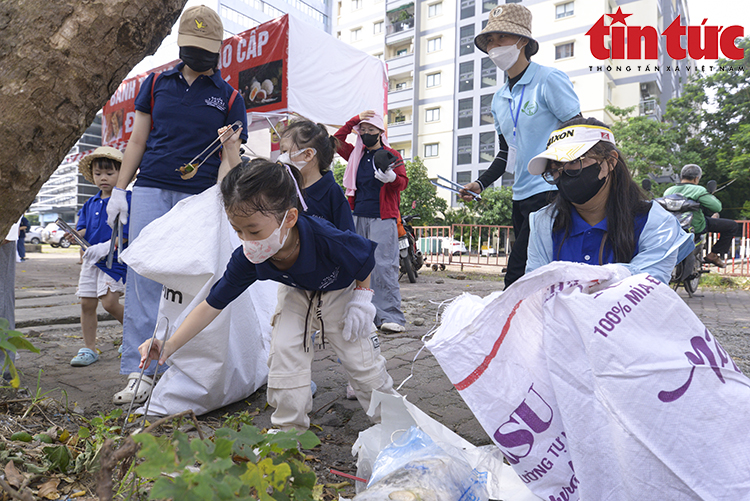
top-left (527, 202), bottom-right (694, 284)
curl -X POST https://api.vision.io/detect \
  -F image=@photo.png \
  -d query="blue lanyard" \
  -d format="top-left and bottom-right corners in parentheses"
top-left (508, 85), bottom-right (525, 140)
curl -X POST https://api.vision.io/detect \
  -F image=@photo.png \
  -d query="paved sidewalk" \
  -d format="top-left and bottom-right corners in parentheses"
top-left (10, 250), bottom-right (750, 444)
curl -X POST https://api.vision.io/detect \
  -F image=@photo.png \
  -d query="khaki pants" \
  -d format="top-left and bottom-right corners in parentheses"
top-left (267, 283), bottom-right (396, 431)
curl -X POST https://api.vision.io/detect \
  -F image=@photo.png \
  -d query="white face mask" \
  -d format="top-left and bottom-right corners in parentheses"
top-left (488, 41), bottom-right (523, 71)
top-left (241, 210), bottom-right (290, 264)
top-left (277, 148), bottom-right (316, 169)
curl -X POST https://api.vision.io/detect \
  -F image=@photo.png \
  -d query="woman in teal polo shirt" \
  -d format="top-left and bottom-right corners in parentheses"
top-left (460, 4), bottom-right (581, 288)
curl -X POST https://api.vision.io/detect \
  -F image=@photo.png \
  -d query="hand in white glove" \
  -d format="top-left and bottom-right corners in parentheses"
top-left (83, 241), bottom-right (111, 263)
top-left (341, 288), bottom-right (376, 342)
top-left (373, 168), bottom-right (396, 184)
top-left (106, 187), bottom-right (128, 228)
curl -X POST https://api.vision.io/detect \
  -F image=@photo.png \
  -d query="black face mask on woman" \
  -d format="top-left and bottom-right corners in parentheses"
top-left (556, 162), bottom-right (607, 205)
top-left (179, 46), bottom-right (219, 73)
top-left (361, 133), bottom-right (381, 148)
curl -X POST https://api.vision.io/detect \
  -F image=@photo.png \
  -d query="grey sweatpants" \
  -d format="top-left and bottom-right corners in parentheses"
top-left (353, 216), bottom-right (405, 327)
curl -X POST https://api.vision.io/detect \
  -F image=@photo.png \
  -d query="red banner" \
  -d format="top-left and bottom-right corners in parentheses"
top-left (102, 16), bottom-right (290, 148)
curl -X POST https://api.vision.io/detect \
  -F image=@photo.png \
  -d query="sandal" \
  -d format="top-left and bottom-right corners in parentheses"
top-left (70, 348), bottom-right (99, 367)
top-left (112, 372), bottom-right (154, 405)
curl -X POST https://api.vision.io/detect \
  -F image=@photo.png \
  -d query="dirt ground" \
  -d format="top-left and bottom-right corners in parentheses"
top-left (6, 248), bottom-right (750, 499)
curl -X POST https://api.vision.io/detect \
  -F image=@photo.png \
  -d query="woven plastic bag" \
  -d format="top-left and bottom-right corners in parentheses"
top-left (426, 261), bottom-right (750, 500)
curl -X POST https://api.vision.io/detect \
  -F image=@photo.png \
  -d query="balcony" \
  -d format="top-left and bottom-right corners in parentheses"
top-left (388, 84), bottom-right (414, 108)
top-left (385, 51), bottom-right (414, 75)
top-left (386, 17), bottom-right (414, 35)
top-left (639, 99), bottom-right (660, 120)
top-left (385, 19), bottom-right (414, 45)
top-left (386, 120), bottom-right (413, 143)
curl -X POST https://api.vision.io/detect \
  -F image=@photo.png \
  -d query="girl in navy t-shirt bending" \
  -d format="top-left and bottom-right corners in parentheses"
top-left (138, 158), bottom-right (397, 431)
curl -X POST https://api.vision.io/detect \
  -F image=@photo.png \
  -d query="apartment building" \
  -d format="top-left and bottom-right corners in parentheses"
top-left (335, 0), bottom-right (691, 199)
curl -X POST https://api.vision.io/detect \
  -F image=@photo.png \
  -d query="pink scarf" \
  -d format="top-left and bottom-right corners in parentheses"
top-left (343, 113), bottom-right (391, 197)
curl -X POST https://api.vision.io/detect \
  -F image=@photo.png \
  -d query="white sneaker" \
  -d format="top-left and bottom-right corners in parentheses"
top-left (112, 373), bottom-right (154, 405)
top-left (379, 322), bottom-right (405, 333)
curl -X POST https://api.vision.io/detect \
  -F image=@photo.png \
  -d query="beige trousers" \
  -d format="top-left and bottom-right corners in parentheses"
top-left (267, 283), bottom-right (396, 431)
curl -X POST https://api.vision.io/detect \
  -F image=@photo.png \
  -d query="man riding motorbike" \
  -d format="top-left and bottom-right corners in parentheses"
top-left (664, 164), bottom-right (739, 268)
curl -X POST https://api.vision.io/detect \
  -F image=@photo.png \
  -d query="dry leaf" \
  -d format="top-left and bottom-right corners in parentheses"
top-left (4, 461), bottom-right (24, 488)
top-left (37, 478), bottom-right (60, 499)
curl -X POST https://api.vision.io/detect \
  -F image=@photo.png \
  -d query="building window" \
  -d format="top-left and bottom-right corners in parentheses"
top-left (352, 0), bottom-right (362, 10)
top-left (428, 2), bottom-right (442, 17)
top-left (459, 25), bottom-right (474, 56)
top-left (459, 61), bottom-right (473, 92)
top-left (479, 132), bottom-right (495, 162)
top-left (482, 0), bottom-right (497, 13)
top-left (425, 107), bottom-right (440, 122)
top-left (457, 135), bottom-right (472, 165)
top-left (556, 1), bottom-right (574, 19)
top-left (480, 94), bottom-right (494, 125)
top-left (456, 171), bottom-right (472, 202)
top-left (396, 47), bottom-right (408, 56)
top-left (481, 57), bottom-right (496, 87)
top-left (425, 143), bottom-right (439, 157)
top-left (607, 84), bottom-right (613, 102)
top-left (426, 72), bottom-right (441, 88)
top-left (427, 37), bottom-right (442, 53)
top-left (395, 81), bottom-right (408, 90)
top-left (460, 0), bottom-right (474, 20)
top-left (374, 20), bottom-right (383, 33)
top-left (351, 27), bottom-right (362, 41)
top-left (555, 42), bottom-right (574, 59)
top-left (397, 149), bottom-right (406, 158)
top-left (458, 98), bottom-right (473, 129)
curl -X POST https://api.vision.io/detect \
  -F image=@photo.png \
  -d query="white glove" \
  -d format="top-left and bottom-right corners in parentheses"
top-left (83, 241), bottom-right (111, 263)
top-left (373, 168), bottom-right (396, 184)
top-left (106, 187), bottom-right (128, 228)
top-left (341, 288), bottom-right (376, 342)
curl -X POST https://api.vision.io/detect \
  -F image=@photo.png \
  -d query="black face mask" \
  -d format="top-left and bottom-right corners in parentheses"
top-left (179, 46), bottom-right (219, 73)
top-left (556, 162), bottom-right (607, 205)
top-left (361, 133), bottom-right (381, 148)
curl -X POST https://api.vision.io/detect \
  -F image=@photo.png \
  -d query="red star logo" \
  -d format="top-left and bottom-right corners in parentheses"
top-left (607, 7), bottom-right (632, 26)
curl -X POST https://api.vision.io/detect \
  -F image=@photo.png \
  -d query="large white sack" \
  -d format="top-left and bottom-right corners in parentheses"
top-left (426, 261), bottom-right (750, 500)
top-left (120, 186), bottom-right (276, 416)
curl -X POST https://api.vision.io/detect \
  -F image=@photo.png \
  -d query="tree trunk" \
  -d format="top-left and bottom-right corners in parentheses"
top-left (0, 0), bottom-right (187, 238)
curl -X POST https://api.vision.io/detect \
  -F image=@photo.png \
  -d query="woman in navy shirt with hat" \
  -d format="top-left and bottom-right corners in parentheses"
top-left (106, 5), bottom-right (248, 405)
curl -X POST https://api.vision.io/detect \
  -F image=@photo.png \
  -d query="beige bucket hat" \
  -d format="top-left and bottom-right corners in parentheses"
top-left (474, 4), bottom-right (539, 56)
top-left (78, 146), bottom-right (123, 184)
top-left (177, 5), bottom-right (224, 53)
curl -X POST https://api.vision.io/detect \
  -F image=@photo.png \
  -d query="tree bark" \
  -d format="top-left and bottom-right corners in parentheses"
top-left (0, 0), bottom-right (187, 238)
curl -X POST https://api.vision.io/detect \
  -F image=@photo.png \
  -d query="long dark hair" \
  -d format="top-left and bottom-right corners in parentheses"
top-left (548, 117), bottom-right (651, 263)
top-left (221, 158), bottom-right (304, 223)
top-left (281, 120), bottom-right (339, 174)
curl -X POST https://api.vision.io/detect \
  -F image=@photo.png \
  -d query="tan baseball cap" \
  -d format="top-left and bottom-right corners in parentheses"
top-left (78, 147), bottom-right (124, 184)
top-left (177, 5), bottom-right (224, 53)
top-left (474, 4), bottom-right (539, 56)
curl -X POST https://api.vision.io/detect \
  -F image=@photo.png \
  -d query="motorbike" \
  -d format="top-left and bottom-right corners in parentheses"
top-left (399, 215), bottom-right (423, 283)
top-left (646, 179), bottom-right (716, 298)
